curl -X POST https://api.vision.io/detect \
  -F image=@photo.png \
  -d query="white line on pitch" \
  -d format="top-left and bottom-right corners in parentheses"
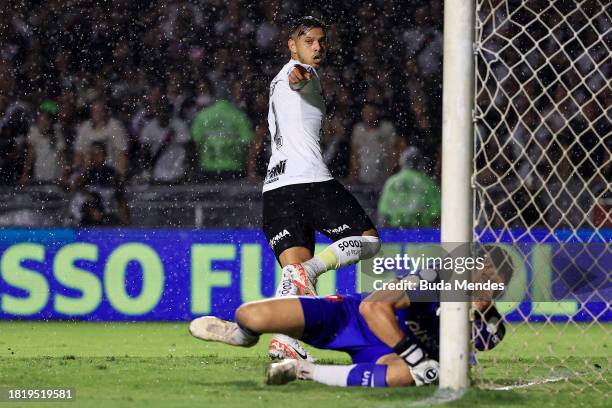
top-left (483, 375), bottom-right (570, 391)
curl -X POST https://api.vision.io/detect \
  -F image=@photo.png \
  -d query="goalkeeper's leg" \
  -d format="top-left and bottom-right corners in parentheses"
top-left (190, 298), bottom-right (306, 348)
top-left (266, 355), bottom-right (431, 387)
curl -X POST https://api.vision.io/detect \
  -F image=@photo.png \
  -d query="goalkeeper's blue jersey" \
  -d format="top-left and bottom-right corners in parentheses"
top-left (299, 285), bottom-right (504, 363)
top-left (299, 293), bottom-right (440, 364)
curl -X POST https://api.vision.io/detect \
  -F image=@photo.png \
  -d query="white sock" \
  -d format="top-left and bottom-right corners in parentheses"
top-left (303, 236), bottom-right (381, 279)
top-left (299, 363), bottom-right (355, 387)
top-left (301, 257), bottom-right (325, 280)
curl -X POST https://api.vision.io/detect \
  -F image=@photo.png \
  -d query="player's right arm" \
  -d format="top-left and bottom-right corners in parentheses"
top-left (287, 64), bottom-right (312, 91)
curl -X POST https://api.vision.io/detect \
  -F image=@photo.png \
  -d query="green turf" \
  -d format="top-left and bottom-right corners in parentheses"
top-left (0, 322), bottom-right (608, 407)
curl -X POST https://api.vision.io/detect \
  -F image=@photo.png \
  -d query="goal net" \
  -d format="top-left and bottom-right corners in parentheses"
top-left (472, 0), bottom-right (610, 394)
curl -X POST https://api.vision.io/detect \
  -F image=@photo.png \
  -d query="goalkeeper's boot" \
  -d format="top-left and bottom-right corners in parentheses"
top-left (265, 359), bottom-right (314, 385)
top-left (282, 263), bottom-right (317, 296)
top-left (268, 334), bottom-right (315, 362)
top-left (189, 316), bottom-right (258, 347)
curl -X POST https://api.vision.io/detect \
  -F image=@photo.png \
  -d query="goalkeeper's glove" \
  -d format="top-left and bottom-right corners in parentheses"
top-left (393, 338), bottom-right (439, 386)
top-left (472, 306), bottom-right (506, 351)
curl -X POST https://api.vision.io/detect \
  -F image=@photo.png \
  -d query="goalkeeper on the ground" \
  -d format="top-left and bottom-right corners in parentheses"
top-left (189, 251), bottom-right (511, 387)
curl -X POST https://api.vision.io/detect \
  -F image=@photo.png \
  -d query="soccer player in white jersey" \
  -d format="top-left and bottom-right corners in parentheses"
top-left (262, 16), bottom-right (381, 360)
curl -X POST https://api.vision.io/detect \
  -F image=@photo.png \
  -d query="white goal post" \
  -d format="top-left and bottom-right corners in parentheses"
top-left (439, 0), bottom-right (476, 391)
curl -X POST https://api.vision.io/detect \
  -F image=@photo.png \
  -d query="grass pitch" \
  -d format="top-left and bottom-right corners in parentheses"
top-left (0, 321), bottom-right (608, 407)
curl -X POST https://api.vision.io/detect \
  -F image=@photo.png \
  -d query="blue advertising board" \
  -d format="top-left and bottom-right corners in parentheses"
top-left (0, 228), bottom-right (609, 322)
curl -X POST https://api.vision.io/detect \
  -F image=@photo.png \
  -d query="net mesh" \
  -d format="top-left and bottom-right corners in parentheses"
top-left (472, 0), bottom-right (610, 394)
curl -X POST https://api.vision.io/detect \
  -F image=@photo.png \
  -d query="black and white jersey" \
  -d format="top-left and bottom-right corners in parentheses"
top-left (263, 59), bottom-right (332, 192)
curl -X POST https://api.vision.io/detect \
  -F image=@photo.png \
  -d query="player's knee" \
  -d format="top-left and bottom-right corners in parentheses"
top-left (359, 298), bottom-right (394, 318)
top-left (235, 303), bottom-right (268, 332)
top-left (359, 235), bottom-right (381, 259)
top-left (367, 235), bottom-right (381, 258)
top-left (234, 304), bottom-right (250, 326)
top-left (358, 300), bottom-right (381, 319)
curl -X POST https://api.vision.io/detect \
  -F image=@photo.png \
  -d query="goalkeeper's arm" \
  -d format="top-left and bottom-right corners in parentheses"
top-left (472, 302), bottom-right (506, 351)
top-left (359, 287), bottom-right (409, 347)
top-left (359, 287), bottom-right (439, 386)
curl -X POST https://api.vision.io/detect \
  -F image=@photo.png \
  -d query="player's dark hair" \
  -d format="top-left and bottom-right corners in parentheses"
top-left (289, 16), bottom-right (326, 39)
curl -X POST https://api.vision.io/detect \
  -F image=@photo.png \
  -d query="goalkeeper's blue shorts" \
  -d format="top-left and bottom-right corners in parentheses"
top-left (299, 293), bottom-right (399, 363)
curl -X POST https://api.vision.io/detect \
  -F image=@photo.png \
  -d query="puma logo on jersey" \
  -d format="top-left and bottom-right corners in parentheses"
top-left (269, 229), bottom-right (290, 248)
top-left (265, 160), bottom-right (287, 183)
top-left (324, 224), bottom-right (350, 235)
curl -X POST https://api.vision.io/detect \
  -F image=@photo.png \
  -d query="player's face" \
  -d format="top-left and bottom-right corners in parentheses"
top-left (289, 27), bottom-right (326, 68)
top-left (471, 257), bottom-right (511, 303)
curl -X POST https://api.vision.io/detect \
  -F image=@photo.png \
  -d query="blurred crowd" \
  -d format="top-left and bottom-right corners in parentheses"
top-left (2, 0), bottom-right (607, 229)
top-left (474, 0), bottom-right (611, 229)
top-left (0, 0), bottom-right (445, 226)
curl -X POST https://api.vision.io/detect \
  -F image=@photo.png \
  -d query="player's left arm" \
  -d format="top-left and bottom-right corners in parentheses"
top-left (360, 287), bottom-right (439, 386)
top-left (359, 288), bottom-right (409, 348)
top-left (359, 287), bottom-right (427, 364)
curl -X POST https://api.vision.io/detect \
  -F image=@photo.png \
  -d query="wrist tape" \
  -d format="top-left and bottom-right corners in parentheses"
top-left (393, 337), bottom-right (426, 367)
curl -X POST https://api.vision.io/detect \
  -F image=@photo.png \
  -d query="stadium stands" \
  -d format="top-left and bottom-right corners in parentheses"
top-left (0, 182), bottom-right (381, 227)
